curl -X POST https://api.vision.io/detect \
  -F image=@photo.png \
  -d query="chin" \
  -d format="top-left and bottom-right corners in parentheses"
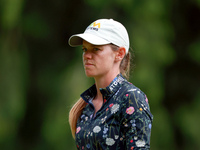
top-left (85, 71), bottom-right (102, 78)
top-left (85, 71), bottom-right (95, 77)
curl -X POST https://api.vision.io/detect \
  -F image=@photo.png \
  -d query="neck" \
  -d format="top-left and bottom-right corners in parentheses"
top-left (94, 70), bottom-right (120, 100)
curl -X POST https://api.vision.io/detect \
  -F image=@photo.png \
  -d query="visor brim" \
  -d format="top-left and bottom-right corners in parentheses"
top-left (68, 33), bottom-right (110, 47)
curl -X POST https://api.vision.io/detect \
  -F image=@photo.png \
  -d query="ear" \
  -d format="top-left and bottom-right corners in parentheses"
top-left (115, 47), bottom-right (126, 62)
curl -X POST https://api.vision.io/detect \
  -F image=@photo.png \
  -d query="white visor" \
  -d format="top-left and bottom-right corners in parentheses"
top-left (69, 33), bottom-right (111, 47)
top-left (68, 19), bottom-right (130, 54)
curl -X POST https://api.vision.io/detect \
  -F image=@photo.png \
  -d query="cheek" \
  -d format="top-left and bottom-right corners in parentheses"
top-left (99, 56), bottom-right (115, 68)
top-left (104, 53), bottom-right (116, 63)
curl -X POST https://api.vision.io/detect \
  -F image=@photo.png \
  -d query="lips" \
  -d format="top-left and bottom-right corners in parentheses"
top-left (85, 63), bottom-right (93, 65)
top-left (84, 62), bottom-right (94, 67)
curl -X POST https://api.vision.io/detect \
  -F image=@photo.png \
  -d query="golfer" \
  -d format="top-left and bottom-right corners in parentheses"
top-left (68, 19), bottom-right (153, 150)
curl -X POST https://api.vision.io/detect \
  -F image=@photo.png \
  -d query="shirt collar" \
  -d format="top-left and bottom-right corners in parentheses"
top-left (81, 74), bottom-right (126, 103)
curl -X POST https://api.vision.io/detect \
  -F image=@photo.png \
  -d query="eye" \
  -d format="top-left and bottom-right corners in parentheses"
top-left (82, 47), bottom-right (87, 52)
top-left (93, 47), bottom-right (100, 51)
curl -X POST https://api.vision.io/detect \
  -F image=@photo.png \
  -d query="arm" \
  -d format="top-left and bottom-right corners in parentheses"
top-left (120, 91), bottom-right (153, 150)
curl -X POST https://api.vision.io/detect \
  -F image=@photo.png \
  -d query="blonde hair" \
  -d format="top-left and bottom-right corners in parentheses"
top-left (69, 98), bottom-right (87, 139)
top-left (120, 51), bottom-right (131, 79)
top-left (68, 45), bottom-right (132, 138)
top-left (110, 44), bottom-right (131, 79)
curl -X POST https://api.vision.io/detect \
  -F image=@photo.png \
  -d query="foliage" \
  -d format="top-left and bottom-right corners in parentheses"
top-left (0, 0), bottom-right (200, 149)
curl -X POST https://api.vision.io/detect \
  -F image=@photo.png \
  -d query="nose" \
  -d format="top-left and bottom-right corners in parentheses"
top-left (83, 51), bottom-right (92, 59)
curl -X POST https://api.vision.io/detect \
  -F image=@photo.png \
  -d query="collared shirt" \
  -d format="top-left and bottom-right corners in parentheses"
top-left (75, 74), bottom-right (153, 150)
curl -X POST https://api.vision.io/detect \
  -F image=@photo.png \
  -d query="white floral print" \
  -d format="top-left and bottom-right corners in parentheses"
top-left (115, 135), bottom-right (119, 139)
top-left (134, 136), bottom-right (138, 140)
top-left (85, 116), bottom-right (88, 121)
top-left (136, 140), bottom-right (146, 147)
top-left (93, 126), bottom-right (101, 133)
top-left (111, 104), bottom-right (120, 114)
top-left (106, 138), bottom-right (115, 146)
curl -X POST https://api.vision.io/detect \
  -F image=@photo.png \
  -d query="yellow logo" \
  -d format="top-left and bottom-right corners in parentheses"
top-left (90, 22), bottom-right (101, 28)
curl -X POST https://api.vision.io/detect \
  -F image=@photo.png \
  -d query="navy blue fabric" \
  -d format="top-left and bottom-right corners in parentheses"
top-left (75, 74), bottom-right (153, 150)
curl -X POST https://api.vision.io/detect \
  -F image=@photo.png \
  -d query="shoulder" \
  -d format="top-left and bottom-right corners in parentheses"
top-left (120, 81), bottom-right (147, 104)
top-left (119, 81), bottom-right (153, 121)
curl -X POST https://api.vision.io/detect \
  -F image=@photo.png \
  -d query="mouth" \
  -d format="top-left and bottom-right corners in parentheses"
top-left (84, 62), bottom-right (94, 69)
top-left (84, 63), bottom-right (94, 67)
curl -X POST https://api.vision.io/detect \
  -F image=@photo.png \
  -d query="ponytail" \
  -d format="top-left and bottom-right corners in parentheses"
top-left (69, 98), bottom-right (87, 139)
top-left (120, 51), bottom-right (131, 79)
top-left (110, 44), bottom-right (132, 80)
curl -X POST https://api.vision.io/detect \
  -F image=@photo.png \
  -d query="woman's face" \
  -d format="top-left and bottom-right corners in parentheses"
top-left (82, 40), bottom-right (118, 78)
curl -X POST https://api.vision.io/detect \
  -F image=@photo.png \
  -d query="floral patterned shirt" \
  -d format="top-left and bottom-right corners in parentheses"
top-left (75, 74), bottom-right (153, 150)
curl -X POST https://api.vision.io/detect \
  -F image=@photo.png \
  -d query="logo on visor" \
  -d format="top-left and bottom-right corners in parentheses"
top-left (87, 22), bottom-right (101, 31)
top-left (92, 22), bottom-right (101, 28)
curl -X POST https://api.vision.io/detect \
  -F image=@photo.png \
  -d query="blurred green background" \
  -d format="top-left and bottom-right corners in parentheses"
top-left (0, 0), bottom-right (200, 149)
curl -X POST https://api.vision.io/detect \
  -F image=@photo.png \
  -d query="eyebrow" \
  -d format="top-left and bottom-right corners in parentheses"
top-left (82, 44), bottom-right (102, 48)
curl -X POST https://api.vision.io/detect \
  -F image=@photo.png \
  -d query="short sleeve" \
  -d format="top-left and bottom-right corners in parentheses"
top-left (120, 90), bottom-right (153, 150)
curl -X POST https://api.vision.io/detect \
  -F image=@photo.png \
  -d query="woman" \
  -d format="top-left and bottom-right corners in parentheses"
top-left (68, 19), bottom-right (153, 150)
